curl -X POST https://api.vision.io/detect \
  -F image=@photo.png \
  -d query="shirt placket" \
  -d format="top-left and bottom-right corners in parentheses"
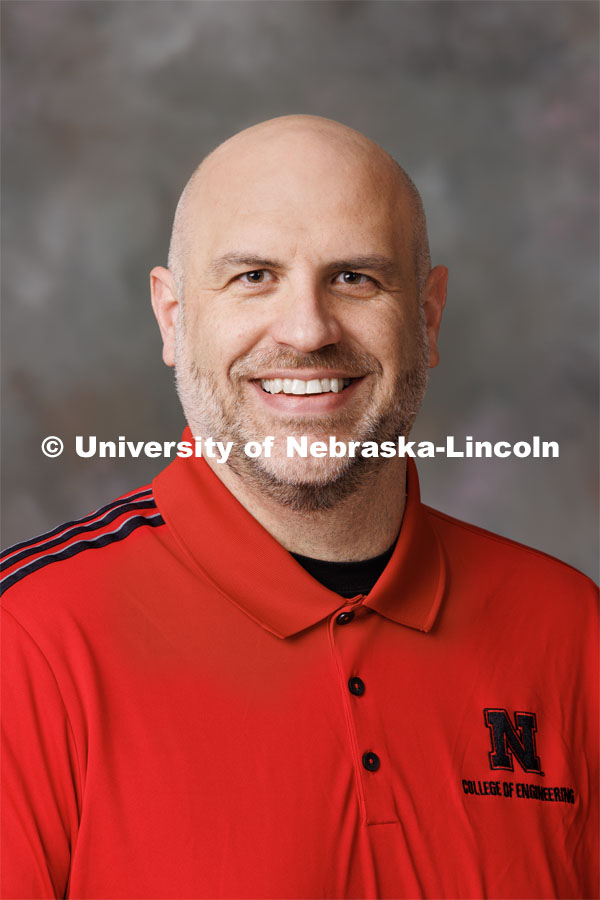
top-left (327, 598), bottom-right (400, 827)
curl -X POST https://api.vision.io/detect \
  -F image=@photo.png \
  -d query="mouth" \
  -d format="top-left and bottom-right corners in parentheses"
top-left (248, 372), bottom-right (366, 416)
top-left (259, 376), bottom-right (354, 395)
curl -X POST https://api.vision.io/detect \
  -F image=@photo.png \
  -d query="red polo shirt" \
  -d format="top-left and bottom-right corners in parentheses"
top-left (1, 441), bottom-right (598, 899)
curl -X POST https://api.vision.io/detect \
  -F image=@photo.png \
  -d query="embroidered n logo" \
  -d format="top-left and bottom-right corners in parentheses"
top-left (483, 708), bottom-right (543, 774)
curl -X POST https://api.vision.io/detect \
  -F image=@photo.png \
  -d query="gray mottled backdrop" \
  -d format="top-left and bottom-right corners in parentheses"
top-left (2, 0), bottom-right (598, 578)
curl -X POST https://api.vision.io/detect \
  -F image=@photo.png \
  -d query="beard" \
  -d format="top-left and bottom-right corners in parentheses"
top-left (174, 313), bottom-right (429, 512)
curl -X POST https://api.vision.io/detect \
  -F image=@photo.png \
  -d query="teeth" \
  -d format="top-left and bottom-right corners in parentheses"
top-left (260, 378), bottom-right (283, 393)
top-left (260, 376), bottom-right (355, 395)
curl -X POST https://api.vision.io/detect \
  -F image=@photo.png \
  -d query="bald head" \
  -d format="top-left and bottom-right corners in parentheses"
top-left (168, 115), bottom-right (431, 299)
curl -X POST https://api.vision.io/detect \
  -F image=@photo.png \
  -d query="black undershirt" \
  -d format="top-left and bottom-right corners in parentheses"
top-left (290, 539), bottom-right (397, 599)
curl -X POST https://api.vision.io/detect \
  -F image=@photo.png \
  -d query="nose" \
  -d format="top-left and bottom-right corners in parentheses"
top-left (268, 277), bottom-right (343, 353)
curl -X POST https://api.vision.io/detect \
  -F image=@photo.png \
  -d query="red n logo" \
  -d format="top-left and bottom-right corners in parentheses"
top-left (483, 708), bottom-right (543, 774)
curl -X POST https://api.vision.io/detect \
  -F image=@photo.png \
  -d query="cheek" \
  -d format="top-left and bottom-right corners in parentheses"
top-left (352, 307), bottom-right (423, 377)
top-left (350, 310), bottom-right (407, 356)
top-left (187, 303), bottom-right (261, 373)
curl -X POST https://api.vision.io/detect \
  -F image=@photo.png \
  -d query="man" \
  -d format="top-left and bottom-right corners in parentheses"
top-left (1, 116), bottom-right (597, 899)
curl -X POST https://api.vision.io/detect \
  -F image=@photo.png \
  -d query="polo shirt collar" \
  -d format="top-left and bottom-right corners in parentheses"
top-left (153, 429), bottom-right (446, 639)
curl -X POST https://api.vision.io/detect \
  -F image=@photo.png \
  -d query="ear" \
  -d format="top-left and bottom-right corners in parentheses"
top-left (150, 266), bottom-right (180, 367)
top-left (421, 265), bottom-right (448, 369)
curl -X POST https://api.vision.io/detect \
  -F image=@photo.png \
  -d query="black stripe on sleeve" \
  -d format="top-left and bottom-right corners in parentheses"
top-left (1, 513), bottom-right (165, 594)
top-left (1, 500), bottom-right (158, 572)
top-left (0, 488), bottom-right (153, 560)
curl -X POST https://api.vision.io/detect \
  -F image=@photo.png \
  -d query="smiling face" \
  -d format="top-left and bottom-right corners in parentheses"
top-left (152, 117), bottom-right (447, 509)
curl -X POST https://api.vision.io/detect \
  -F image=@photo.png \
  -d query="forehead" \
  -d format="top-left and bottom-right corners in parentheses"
top-left (186, 135), bottom-right (413, 265)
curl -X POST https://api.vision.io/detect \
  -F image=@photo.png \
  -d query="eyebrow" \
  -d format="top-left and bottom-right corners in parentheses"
top-left (207, 252), bottom-right (401, 280)
top-left (326, 256), bottom-right (400, 279)
top-left (207, 254), bottom-right (284, 278)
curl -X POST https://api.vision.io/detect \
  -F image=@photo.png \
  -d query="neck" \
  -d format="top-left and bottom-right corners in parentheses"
top-left (203, 457), bottom-right (407, 562)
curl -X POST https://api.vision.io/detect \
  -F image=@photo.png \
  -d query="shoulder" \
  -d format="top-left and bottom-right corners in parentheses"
top-left (0, 484), bottom-right (166, 602)
top-left (423, 504), bottom-right (598, 612)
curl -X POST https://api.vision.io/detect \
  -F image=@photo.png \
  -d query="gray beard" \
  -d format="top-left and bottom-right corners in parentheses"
top-left (174, 320), bottom-right (429, 512)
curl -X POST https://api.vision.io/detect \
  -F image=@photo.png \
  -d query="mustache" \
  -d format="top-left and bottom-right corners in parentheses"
top-left (229, 346), bottom-right (383, 380)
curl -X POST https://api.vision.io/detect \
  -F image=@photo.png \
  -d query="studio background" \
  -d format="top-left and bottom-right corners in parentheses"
top-left (2, 0), bottom-right (598, 579)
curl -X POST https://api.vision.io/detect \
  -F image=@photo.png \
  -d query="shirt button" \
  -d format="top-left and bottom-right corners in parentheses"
top-left (336, 611), bottom-right (355, 625)
top-left (362, 751), bottom-right (380, 772)
top-left (348, 676), bottom-right (365, 696)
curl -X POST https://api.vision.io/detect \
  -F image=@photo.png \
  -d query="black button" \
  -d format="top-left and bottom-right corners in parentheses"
top-left (362, 751), bottom-right (380, 772)
top-left (348, 676), bottom-right (365, 696)
top-left (336, 611), bottom-right (355, 625)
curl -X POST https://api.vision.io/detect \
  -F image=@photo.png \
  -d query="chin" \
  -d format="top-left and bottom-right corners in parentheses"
top-left (259, 453), bottom-right (352, 486)
top-left (226, 446), bottom-right (380, 513)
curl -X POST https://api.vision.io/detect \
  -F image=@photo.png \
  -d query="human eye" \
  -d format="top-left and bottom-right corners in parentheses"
top-left (237, 269), bottom-right (273, 285)
top-left (333, 271), bottom-right (378, 289)
top-left (340, 271), bottom-right (367, 285)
